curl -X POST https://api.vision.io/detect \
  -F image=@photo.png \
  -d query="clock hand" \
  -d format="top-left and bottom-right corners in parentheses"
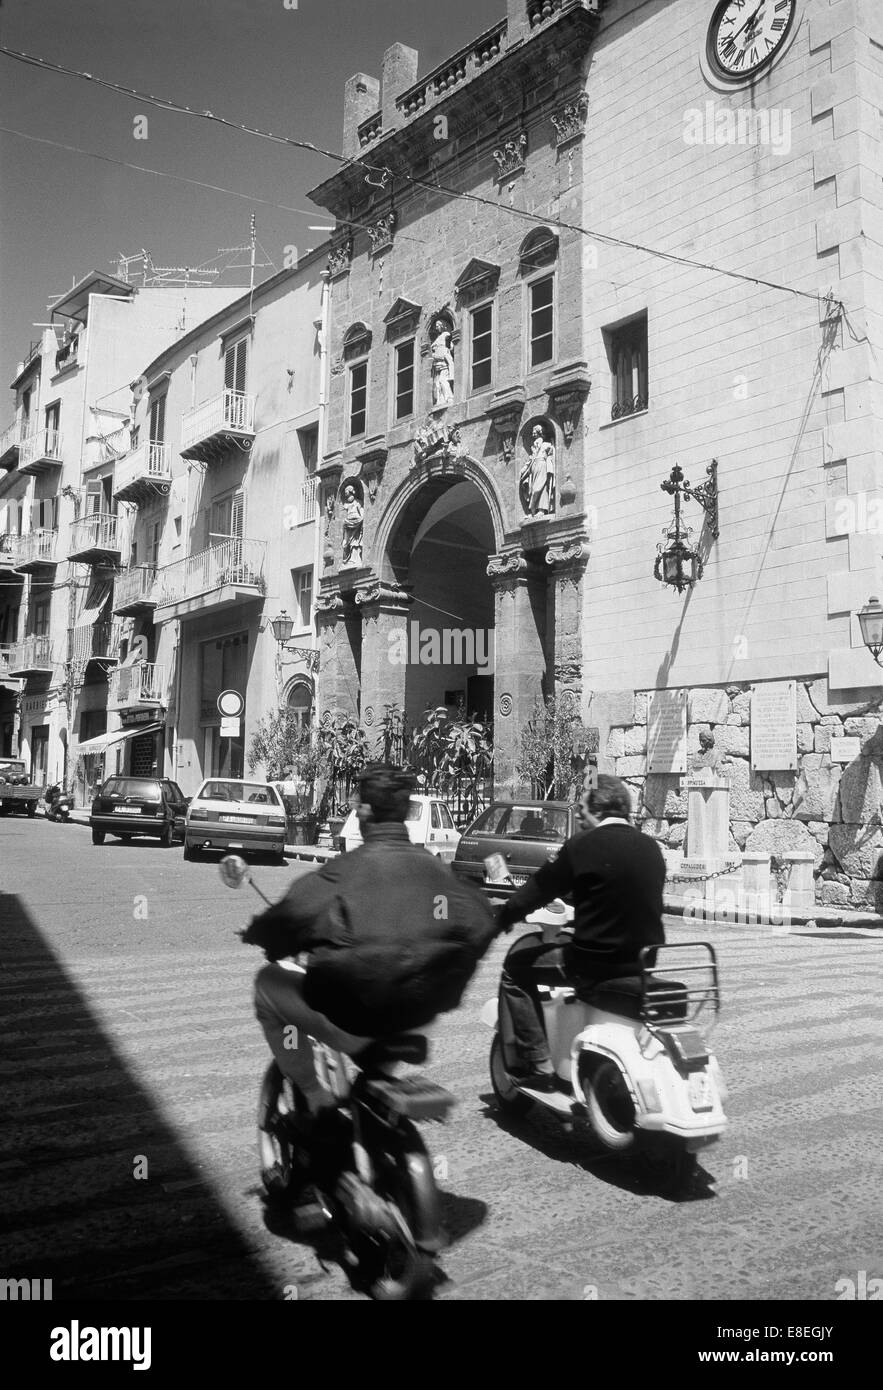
top-left (732, 0), bottom-right (765, 43)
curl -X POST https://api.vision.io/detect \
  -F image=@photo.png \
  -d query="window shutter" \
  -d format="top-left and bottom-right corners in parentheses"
top-left (150, 394), bottom-right (166, 444)
top-left (231, 489), bottom-right (244, 538)
top-left (225, 339), bottom-right (247, 393)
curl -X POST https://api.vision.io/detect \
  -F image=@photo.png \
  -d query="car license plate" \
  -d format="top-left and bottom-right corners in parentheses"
top-left (221, 815), bottom-right (254, 824)
top-left (688, 1071), bottom-right (713, 1112)
top-left (113, 807), bottom-right (142, 815)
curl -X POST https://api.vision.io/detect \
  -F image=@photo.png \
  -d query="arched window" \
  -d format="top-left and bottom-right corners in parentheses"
top-left (518, 227), bottom-right (559, 275)
top-left (287, 680), bottom-right (313, 730)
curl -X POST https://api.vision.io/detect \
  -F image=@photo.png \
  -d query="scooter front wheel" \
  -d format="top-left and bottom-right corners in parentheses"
top-left (581, 1057), bottom-right (637, 1152)
top-left (489, 1034), bottom-right (532, 1117)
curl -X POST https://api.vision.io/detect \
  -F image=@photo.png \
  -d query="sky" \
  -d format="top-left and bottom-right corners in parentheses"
top-left (0, 0), bottom-right (504, 397)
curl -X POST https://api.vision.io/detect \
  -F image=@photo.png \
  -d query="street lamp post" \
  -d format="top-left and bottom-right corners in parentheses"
top-left (858, 595), bottom-right (883, 664)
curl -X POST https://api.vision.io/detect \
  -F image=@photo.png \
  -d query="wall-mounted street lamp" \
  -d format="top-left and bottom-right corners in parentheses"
top-left (262, 611), bottom-right (320, 672)
top-left (654, 461), bottom-right (719, 593)
top-left (858, 595), bottom-right (883, 664)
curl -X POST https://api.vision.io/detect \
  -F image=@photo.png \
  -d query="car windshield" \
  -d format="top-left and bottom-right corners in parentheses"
top-left (196, 781), bottom-right (279, 805)
top-left (102, 779), bottom-right (161, 799)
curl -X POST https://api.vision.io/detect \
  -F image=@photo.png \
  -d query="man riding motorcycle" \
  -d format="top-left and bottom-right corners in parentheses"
top-left (241, 764), bottom-right (498, 1120)
top-left (495, 773), bottom-right (666, 1090)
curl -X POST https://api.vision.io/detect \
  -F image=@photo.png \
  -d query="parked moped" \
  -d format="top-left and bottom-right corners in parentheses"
top-left (43, 784), bottom-right (73, 823)
top-left (482, 902), bottom-right (728, 1192)
top-left (220, 854), bottom-right (455, 1299)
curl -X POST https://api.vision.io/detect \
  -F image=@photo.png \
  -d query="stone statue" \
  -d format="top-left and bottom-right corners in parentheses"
top-left (692, 728), bottom-right (726, 773)
top-left (430, 320), bottom-right (454, 408)
top-left (341, 485), bottom-right (363, 569)
top-left (520, 424), bottom-right (556, 516)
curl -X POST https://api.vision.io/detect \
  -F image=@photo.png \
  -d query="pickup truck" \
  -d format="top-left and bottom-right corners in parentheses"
top-left (0, 758), bottom-right (42, 817)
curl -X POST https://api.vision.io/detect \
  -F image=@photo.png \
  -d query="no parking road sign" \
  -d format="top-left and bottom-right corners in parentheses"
top-left (217, 689), bottom-right (244, 737)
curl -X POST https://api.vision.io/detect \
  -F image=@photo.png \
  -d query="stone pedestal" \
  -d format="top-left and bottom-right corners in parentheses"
top-left (782, 851), bottom-right (816, 916)
top-left (683, 770), bottom-right (732, 863)
top-left (741, 851), bottom-right (773, 922)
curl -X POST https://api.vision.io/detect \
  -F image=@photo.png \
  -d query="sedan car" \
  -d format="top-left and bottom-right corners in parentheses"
top-left (337, 794), bottom-right (461, 860)
top-left (184, 778), bottom-right (288, 862)
top-left (451, 800), bottom-right (578, 893)
top-left (90, 776), bottom-right (189, 847)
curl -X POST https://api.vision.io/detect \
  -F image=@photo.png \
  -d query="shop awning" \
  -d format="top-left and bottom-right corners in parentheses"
top-left (74, 723), bottom-right (162, 755)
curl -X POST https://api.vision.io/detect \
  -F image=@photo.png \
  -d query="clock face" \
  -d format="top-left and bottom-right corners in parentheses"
top-left (708, 0), bottom-right (796, 82)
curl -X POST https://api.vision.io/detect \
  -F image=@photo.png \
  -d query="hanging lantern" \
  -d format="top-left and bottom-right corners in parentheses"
top-left (858, 595), bottom-right (883, 663)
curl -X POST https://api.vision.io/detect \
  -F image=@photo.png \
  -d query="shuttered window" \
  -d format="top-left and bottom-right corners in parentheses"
top-left (224, 337), bottom-right (248, 394)
top-left (149, 394), bottom-right (166, 444)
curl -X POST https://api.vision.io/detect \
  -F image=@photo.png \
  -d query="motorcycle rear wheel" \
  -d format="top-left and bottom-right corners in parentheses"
top-left (355, 1139), bottom-right (436, 1301)
top-left (581, 1057), bottom-right (637, 1152)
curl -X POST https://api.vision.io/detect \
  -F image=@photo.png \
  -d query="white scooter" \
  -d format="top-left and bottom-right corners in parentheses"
top-left (481, 901), bottom-right (728, 1191)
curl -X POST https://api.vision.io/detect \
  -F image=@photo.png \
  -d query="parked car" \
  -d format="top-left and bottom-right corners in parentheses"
top-left (451, 800), bottom-right (578, 893)
top-left (337, 794), bottom-right (461, 861)
top-left (0, 758), bottom-right (42, 817)
top-left (90, 776), bottom-right (189, 847)
top-left (184, 778), bottom-right (287, 862)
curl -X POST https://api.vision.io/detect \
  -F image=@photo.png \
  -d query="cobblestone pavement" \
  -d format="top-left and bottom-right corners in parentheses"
top-left (1, 818), bottom-right (881, 1300)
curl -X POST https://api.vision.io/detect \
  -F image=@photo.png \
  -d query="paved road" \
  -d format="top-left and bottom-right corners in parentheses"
top-left (1, 817), bottom-right (881, 1301)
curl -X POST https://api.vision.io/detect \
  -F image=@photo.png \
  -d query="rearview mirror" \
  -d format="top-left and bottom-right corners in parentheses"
top-left (219, 854), bottom-right (250, 889)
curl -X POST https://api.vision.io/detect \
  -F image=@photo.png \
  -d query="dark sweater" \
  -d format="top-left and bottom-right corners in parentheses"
top-left (243, 822), bottom-right (498, 1035)
top-left (498, 820), bottom-right (666, 979)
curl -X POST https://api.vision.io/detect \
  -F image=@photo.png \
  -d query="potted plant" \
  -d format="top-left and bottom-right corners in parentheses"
top-left (516, 694), bottom-right (596, 802)
top-left (247, 709), bottom-right (324, 844)
top-left (316, 712), bottom-right (369, 843)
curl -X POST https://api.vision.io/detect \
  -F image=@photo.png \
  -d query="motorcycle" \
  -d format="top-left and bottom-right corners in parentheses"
top-left (43, 783), bottom-right (73, 822)
top-left (482, 901), bottom-right (728, 1192)
top-left (219, 853), bottom-right (456, 1300)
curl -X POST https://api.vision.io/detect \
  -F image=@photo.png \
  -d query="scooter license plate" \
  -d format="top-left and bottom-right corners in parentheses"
top-left (688, 1070), bottom-right (713, 1112)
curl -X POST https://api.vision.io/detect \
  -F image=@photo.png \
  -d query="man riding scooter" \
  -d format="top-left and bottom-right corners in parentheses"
top-left (241, 763), bottom-right (498, 1163)
top-left (496, 774), bottom-right (667, 1090)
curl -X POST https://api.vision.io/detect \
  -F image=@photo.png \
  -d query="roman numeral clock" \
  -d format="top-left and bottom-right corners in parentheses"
top-left (707, 0), bottom-right (797, 82)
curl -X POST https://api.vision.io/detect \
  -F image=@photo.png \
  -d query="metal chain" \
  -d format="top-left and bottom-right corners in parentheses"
top-left (667, 860), bottom-right (741, 883)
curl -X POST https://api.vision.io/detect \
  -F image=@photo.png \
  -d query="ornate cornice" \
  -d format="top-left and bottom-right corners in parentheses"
top-left (354, 580), bottom-right (414, 612)
top-left (546, 537), bottom-right (590, 573)
top-left (487, 551), bottom-right (529, 582)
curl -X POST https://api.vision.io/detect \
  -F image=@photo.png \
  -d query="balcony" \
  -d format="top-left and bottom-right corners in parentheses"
top-left (181, 390), bottom-right (255, 463)
top-left (0, 533), bottom-right (21, 574)
top-left (19, 429), bottom-right (63, 476)
top-left (153, 537), bottom-right (266, 621)
top-left (69, 619), bottom-right (121, 667)
top-left (0, 644), bottom-right (21, 685)
top-left (114, 442), bottom-right (172, 504)
top-left (68, 513), bottom-right (122, 565)
top-left (0, 422), bottom-right (21, 471)
top-left (108, 662), bottom-right (166, 710)
top-left (13, 529), bottom-right (58, 572)
top-left (113, 566), bottom-right (157, 615)
top-left (8, 634), bottom-right (55, 678)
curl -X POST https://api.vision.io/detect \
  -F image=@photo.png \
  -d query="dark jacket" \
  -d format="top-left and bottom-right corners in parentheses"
top-left (497, 819), bottom-right (666, 980)
top-left (243, 822), bottom-right (498, 1036)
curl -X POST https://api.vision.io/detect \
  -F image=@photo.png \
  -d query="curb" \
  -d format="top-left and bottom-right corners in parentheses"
top-left (664, 895), bottom-right (883, 931)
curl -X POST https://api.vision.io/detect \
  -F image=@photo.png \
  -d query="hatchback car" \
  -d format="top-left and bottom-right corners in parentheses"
top-left (451, 800), bottom-right (578, 892)
top-left (90, 777), bottom-right (189, 847)
top-left (184, 779), bottom-right (287, 861)
top-left (337, 794), bottom-right (461, 860)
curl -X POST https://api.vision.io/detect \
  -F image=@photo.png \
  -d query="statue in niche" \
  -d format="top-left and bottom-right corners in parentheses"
top-left (430, 319), bottom-right (455, 408)
top-left (691, 728), bottom-right (730, 776)
top-left (341, 484), bottom-right (364, 569)
top-left (520, 423), bottom-right (556, 516)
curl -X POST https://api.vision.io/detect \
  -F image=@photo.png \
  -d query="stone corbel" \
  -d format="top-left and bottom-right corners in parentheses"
top-left (493, 133), bottom-right (527, 181)
top-left (551, 93), bottom-right (589, 147)
top-left (327, 235), bottom-right (353, 279)
top-left (357, 443), bottom-right (389, 501)
top-left (354, 579), bottom-right (414, 614)
top-left (547, 363), bottom-right (591, 445)
top-left (486, 550), bottom-right (542, 594)
top-left (545, 535), bottom-right (590, 583)
top-left (487, 385), bottom-right (526, 463)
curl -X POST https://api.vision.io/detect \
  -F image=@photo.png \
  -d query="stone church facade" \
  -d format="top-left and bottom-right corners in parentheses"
top-left (309, 0), bottom-right (883, 908)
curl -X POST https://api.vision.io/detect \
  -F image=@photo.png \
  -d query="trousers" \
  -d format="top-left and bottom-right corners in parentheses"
top-left (253, 961), bottom-right (371, 1114)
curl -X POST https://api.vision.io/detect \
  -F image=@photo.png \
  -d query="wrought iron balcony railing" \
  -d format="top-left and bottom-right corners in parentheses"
top-left (8, 634), bottom-right (55, 676)
top-left (19, 428), bottom-right (63, 473)
top-left (108, 662), bottom-right (166, 708)
top-left (113, 441), bottom-right (171, 502)
top-left (69, 513), bottom-right (121, 562)
top-left (153, 537), bottom-right (266, 611)
top-left (13, 529), bottom-right (58, 569)
top-left (180, 390), bottom-right (255, 461)
top-left (113, 566), bottom-right (157, 613)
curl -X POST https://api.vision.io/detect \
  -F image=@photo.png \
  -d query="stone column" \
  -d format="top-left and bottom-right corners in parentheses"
top-left (488, 551), bottom-right (547, 798)
top-left (354, 579), bottom-right (414, 739)
top-left (315, 593), bottom-right (361, 720)
top-left (545, 536), bottom-right (590, 711)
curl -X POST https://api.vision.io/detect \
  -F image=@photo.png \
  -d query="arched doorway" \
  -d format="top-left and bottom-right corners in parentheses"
top-left (384, 477), bottom-right (495, 727)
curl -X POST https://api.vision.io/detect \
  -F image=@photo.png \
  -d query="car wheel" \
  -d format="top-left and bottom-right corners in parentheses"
top-left (91, 827), bottom-right (106, 846)
top-left (26, 800), bottom-right (37, 818)
top-left (159, 822), bottom-right (174, 848)
top-left (183, 842), bottom-right (199, 861)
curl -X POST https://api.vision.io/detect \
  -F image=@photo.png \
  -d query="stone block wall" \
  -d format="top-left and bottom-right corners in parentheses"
top-left (596, 677), bottom-right (883, 910)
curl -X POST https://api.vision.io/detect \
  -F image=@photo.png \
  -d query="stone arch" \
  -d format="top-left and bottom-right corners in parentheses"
top-left (373, 455), bottom-right (505, 585)
top-left (282, 674), bottom-right (314, 728)
top-left (518, 225), bottom-right (559, 275)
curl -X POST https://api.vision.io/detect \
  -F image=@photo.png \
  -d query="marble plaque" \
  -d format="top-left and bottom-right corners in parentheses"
top-left (830, 736), bottom-right (861, 763)
top-left (647, 688), bottom-right (687, 773)
top-left (750, 681), bottom-right (797, 771)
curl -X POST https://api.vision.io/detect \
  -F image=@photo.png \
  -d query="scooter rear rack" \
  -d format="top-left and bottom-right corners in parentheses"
top-left (640, 942), bottom-right (722, 1025)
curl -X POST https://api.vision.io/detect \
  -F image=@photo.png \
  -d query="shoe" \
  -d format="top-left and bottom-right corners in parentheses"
top-left (510, 1067), bottom-right (557, 1093)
